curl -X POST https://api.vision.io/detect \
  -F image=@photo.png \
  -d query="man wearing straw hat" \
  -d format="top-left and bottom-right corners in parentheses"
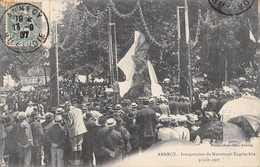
top-left (104, 118), bottom-right (124, 162)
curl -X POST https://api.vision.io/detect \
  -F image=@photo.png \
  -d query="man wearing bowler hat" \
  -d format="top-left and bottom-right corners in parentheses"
top-left (136, 97), bottom-right (158, 151)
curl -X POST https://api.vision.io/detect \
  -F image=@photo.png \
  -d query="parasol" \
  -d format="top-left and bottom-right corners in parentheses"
top-left (219, 95), bottom-right (260, 122)
top-left (229, 84), bottom-right (239, 92)
top-left (228, 115), bottom-right (260, 138)
top-left (195, 121), bottom-right (248, 143)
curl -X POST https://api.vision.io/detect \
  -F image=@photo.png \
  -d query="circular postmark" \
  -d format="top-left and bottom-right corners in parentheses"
top-left (0, 3), bottom-right (49, 53)
top-left (208, 0), bottom-right (255, 16)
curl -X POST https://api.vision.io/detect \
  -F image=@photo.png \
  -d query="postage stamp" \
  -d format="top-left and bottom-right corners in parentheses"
top-left (208, 0), bottom-right (255, 16)
top-left (0, 3), bottom-right (49, 53)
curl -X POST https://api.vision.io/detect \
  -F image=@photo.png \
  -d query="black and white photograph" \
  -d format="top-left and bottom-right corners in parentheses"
top-left (0, 0), bottom-right (259, 166)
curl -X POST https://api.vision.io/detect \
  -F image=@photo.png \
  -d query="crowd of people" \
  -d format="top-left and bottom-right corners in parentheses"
top-left (0, 79), bottom-right (258, 167)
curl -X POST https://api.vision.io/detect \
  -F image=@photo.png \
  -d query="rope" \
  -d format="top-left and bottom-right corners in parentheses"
top-left (137, 2), bottom-right (174, 49)
top-left (109, 0), bottom-right (138, 18)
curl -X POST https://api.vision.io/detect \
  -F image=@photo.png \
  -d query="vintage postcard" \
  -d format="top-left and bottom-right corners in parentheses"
top-left (0, 0), bottom-right (259, 167)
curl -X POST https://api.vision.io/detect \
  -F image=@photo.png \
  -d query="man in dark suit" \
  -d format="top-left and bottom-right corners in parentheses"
top-left (94, 117), bottom-right (124, 166)
top-left (104, 118), bottom-right (125, 162)
top-left (149, 98), bottom-right (161, 114)
top-left (207, 94), bottom-right (219, 113)
top-left (168, 96), bottom-right (180, 115)
top-left (179, 97), bottom-right (191, 115)
top-left (136, 97), bottom-right (158, 151)
top-left (30, 111), bottom-right (44, 167)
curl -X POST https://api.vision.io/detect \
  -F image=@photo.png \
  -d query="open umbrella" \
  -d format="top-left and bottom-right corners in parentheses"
top-left (229, 84), bottom-right (239, 92)
top-left (228, 115), bottom-right (260, 138)
top-left (219, 95), bottom-right (260, 122)
top-left (195, 121), bottom-right (248, 143)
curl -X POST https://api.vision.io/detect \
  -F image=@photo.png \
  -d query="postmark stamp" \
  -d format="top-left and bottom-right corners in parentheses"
top-left (0, 3), bottom-right (49, 53)
top-left (208, 0), bottom-right (255, 16)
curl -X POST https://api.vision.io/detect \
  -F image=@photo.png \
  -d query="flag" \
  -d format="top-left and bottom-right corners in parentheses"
top-left (147, 60), bottom-right (164, 96)
top-left (118, 31), bottom-right (164, 97)
top-left (117, 31), bottom-right (140, 97)
top-left (249, 30), bottom-right (256, 43)
top-left (248, 18), bottom-right (258, 43)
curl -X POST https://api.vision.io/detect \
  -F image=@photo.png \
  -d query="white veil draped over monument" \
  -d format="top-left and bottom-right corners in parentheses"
top-left (117, 31), bottom-right (163, 98)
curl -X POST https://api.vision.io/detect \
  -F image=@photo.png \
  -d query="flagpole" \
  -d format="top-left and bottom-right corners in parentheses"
top-left (55, 22), bottom-right (59, 106)
top-left (108, 7), bottom-right (114, 86)
top-left (177, 6), bottom-right (182, 85)
top-left (184, 0), bottom-right (193, 106)
top-left (114, 23), bottom-right (119, 81)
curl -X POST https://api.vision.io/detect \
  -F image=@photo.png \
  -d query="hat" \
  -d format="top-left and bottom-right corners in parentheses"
top-left (106, 118), bottom-right (116, 127)
top-left (187, 117), bottom-right (195, 125)
top-left (169, 115), bottom-right (177, 120)
top-left (63, 101), bottom-right (71, 106)
top-left (95, 116), bottom-right (107, 126)
top-left (54, 115), bottom-right (63, 122)
top-left (108, 109), bottom-right (116, 117)
top-left (114, 104), bottom-right (122, 110)
top-left (131, 103), bottom-right (138, 108)
top-left (176, 115), bottom-right (187, 122)
top-left (28, 101), bottom-right (34, 105)
top-left (159, 115), bottom-right (170, 122)
top-left (71, 98), bottom-right (80, 104)
top-left (45, 112), bottom-right (54, 120)
top-left (149, 98), bottom-right (155, 104)
top-left (56, 108), bottom-right (64, 113)
top-left (142, 97), bottom-right (149, 102)
top-left (123, 99), bottom-right (130, 104)
top-left (18, 112), bottom-right (27, 120)
top-left (94, 106), bottom-right (100, 111)
top-left (30, 111), bottom-right (39, 119)
top-left (81, 106), bottom-right (88, 110)
top-left (90, 110), bottom-right (103, 119)
top-left (0, 97), bottom-right (6, 107)
top-left (155, 112), bottom-right (161, 117)
top-left (127, 112), bottom-right (137, 120)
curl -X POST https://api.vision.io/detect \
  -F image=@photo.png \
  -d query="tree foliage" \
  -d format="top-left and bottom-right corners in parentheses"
top-left (56, 0), bottom-right (258, 87)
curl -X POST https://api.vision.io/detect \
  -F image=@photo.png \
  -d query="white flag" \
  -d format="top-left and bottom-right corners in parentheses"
top-left (117, 31), bottom-right (140, 97)
top-left (249, 30), bottom-right (256, 43)
top-left (147, 60), bottom-right (164, 97)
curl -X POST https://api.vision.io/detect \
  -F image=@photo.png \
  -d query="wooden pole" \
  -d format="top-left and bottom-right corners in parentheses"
top-left (177, 6), bottom-right (182, 84)
top-left (108, 7), bottom-right (114, 86)
top-left (184, 0), bottom-right (193, 105)
top-left (55, 22), bottom-right (59, 106)
top-left (113, 23), bottom-right (119, 81)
